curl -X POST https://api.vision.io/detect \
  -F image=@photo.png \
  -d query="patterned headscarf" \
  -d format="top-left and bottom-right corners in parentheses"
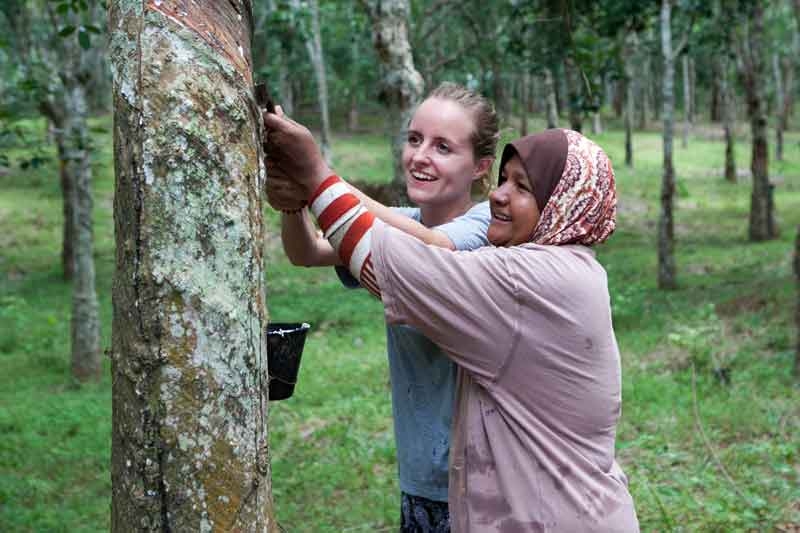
top-left (499, 129), bottom-right (616, 246)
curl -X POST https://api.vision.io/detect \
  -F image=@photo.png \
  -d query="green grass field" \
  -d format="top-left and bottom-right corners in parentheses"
top-left (1, 114), bottom-right (798, 532)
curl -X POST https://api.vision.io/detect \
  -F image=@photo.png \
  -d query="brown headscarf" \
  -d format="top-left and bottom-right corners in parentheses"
top-left (498, 129), bottom-right (617, 246)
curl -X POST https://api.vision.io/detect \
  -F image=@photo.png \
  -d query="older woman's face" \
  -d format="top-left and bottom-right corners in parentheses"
top-left (487, 154), bottom-right (540, 247)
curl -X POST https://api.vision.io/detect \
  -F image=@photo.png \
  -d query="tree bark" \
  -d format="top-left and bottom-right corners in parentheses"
top-left (297, 0), bottom-right (332, 163)
top-left (30, 1), bottom-right (102, 378)
top-left (544, 68), bottom-right (559, 129)
top-left (640, 55), bottom-right (651, 129)
top-left (720, 54), bottom-right (737, 183)
top-left (64, 81), bottom-right (101, 381)
top-left (682, 53), bottom-right (690, 148)
top-left (795, 225), bottom-right (800, 378)
top-left (108, 1), bottom-right (274, 530)
top-left (564, 57), bottom-right (583, 132)
top-left (739, 1), bottom-right (779, 241)
top-left (659, 0), bottom-right (677, 290)
top-left (773, 52), bottom-right (785, 162)
top-left (624, 33), bottom-right (636, 167)
top-left (360, 0), bottom-right (424, 190)
top-left (521, 72), bottom-right (530, 136)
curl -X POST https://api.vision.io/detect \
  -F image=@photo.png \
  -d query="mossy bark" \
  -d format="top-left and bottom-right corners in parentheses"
top-left (109, 1), bottom-right (274, 530)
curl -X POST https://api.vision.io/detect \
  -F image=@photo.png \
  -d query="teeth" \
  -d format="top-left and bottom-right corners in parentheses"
top-left (493, 213), bottom-right (511, 221)
top-left (411, 171), bottom-right (437, 182)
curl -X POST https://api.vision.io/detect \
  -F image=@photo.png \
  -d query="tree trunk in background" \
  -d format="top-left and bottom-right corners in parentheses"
top-left (108, 1), bottom-right (274, 530)
top-left (689, 56), bottom-right (697, 122)
top-left (720, 54), bottom-right (737, 183)
top-left (521, 72), bottom-right (530, 136)
top-left (739, 1), bottom-right (778, 241)
top-left (659, 0), bottom-right (677, 290)
top-left (52, 118), bottom-right (76, 280)
top-left (64, 81), bottom-right (101, 381)
top-left (782, 55), bottom-right (794, 132)
top-left (564, 57), bottom-right (583, 132)
top-left (795, 225), bottom-right (800, 378)
top-left (640, 56), bottom-right (651, 129)
top-left (682, 53), bottom-right (690, 148)
top-left (299, 0), bottom-right (332, 163)
top-left (31, 0), bottom-right (102, 379)
top-left (360, 0), bottom-right (424, 191)
top-left (624, 34), bottom-right (636, 167)
top-left (710, 58), bottom-right (722, 122)
top-left (348, 25), bottom-right (360, 132)
top-left (773, 53), bottom-right (785, 162)
top-left (592, 112), bottom-right (603, 135)
top-left (544, 68), bottom-right (559, 128)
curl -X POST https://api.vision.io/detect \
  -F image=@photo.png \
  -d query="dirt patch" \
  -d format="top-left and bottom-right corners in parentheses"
top-left (715, 294), bottom-right (769, 317)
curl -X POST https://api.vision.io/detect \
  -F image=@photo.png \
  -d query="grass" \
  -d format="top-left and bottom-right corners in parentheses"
top-left (1, 113), bottom-right (799, 532)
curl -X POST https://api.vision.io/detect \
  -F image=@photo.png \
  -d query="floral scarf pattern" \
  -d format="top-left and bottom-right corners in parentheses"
top-left (530, 129), bottom-right (617, 246)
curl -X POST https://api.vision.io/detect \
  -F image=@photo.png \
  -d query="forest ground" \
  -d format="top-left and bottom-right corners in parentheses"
top-left (1, 114), bottom-right (799, 532)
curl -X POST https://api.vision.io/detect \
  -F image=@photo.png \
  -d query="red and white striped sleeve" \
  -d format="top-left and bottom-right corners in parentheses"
top-left (309, 175), bottom-right (382, 298)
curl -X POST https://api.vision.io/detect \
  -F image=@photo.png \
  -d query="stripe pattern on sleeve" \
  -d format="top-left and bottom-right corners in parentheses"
top-left (309, 175), bottom-right (381, 297)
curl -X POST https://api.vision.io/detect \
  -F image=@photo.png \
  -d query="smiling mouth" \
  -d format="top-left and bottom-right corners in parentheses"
top-left (492, 212), bottom-right (511, 222)
top-left (410, 170), bottom-right (438, 182)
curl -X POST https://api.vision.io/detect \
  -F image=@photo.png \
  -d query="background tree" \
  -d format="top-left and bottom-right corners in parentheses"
top-left (0, 0), bottom-right (103, 380)
top-left (359, 0), bottom-right (424, 191)
top-left (108, 1), bottom-right (274, 529)
top-left (736, 0), bottom-right (779, 241)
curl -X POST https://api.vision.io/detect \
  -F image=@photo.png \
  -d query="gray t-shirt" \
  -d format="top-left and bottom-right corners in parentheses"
top-left (336, 201), bottom-right (490, 501)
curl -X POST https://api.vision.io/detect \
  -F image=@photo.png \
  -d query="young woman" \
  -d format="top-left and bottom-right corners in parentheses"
top-left (267, 83), bottom-right (499, 531)
top-left (264, 117), bottom-right (639, 531)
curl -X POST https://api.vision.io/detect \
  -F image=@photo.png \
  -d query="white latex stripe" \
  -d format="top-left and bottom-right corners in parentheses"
top-left (310, 182), bottom-right (351, 219)
top-left (347, 227), bottom-right (373, 278)
top-left (323, 204), bottom-right (363, 239)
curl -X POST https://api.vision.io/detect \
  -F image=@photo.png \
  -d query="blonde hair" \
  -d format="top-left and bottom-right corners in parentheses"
top-left (426, 82), bottom-right (499, 198)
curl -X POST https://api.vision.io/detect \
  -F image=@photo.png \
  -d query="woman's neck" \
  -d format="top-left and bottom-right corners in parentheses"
top-left (419, 196), bottom-right (474, 227)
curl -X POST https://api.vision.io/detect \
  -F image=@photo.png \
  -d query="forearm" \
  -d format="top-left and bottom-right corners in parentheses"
top-left (308, 175), bottom-right (382, 298)
top-left (281, 210), bottom-right (339, 266)
top-left (348, 186), bottom-right (455, 249)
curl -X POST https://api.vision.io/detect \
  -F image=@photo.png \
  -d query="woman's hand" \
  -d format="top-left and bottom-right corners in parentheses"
top-left (266, 171), bottom-right (307, 213)
top-left (263, 107), bottom-right (331, 197)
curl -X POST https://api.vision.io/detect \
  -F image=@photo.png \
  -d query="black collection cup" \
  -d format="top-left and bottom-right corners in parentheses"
top-left (267, 322), bottom-right (310, 401)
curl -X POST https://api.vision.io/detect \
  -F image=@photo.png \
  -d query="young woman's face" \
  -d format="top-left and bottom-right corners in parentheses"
top-left (487, 154), bottom-right (541, 247)
top-left (402, 97), bottom-right (488, 209)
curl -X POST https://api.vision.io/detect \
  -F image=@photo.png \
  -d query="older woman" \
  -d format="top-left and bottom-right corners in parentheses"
top-left (264, 111), bottom-right (639, 531)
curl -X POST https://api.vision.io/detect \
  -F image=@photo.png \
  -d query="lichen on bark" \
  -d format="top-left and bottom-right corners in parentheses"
top-left (109, 1), bottom-right (274, 530)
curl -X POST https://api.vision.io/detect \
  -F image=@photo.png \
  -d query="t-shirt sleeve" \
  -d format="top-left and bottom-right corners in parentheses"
top-left (372, 220), bottom-right (519, 383)
top-left (435, 200), bottom-right (491, 252)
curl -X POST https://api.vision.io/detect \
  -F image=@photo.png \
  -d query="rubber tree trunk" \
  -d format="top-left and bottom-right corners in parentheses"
top-left (297, 0), bottom-right (332, 164)
top-left (64, 81), bottom-right (101, 381)
top-left (564, 57), bottom-right (583, 132)
top-left (521, 72), bottom-right (530, 136)
top-left (33, 1), bottom-right (102, 379)
top-left (624, 33), bottom-right (636, 167)
top-left (544, 68), bottom-right (559, 129)
top-left (682, 53), bottom-right (690, 148)
top-left (720, 54), bottom-right (737, 183)
top-left (108, 2), bottom-right (274, 530)
top-left (795, 225), bottom-right (800, 378)
top-left (659, 0), bottom-right (677, 290)
top-left (773, 53), bottom-right (785, 162)
top-left (640, 56), bottom-right (651, 129)
top-left (740, 1), bottom-right (778, 241)
top-left (360, 0), bottom-right (424, 191)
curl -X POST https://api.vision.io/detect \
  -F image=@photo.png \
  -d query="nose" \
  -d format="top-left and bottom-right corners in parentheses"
top-left (409, 142), bottom-right (432, 166)
top-left (490, 181), bottom-right (510, 205)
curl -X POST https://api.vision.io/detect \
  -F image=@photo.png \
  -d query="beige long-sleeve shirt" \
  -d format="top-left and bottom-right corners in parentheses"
top-left (371, 220), bottom-right (639, 532)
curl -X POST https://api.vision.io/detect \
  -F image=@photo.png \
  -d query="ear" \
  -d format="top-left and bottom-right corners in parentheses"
top-left (473, 156), bottom-right (494, 181)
